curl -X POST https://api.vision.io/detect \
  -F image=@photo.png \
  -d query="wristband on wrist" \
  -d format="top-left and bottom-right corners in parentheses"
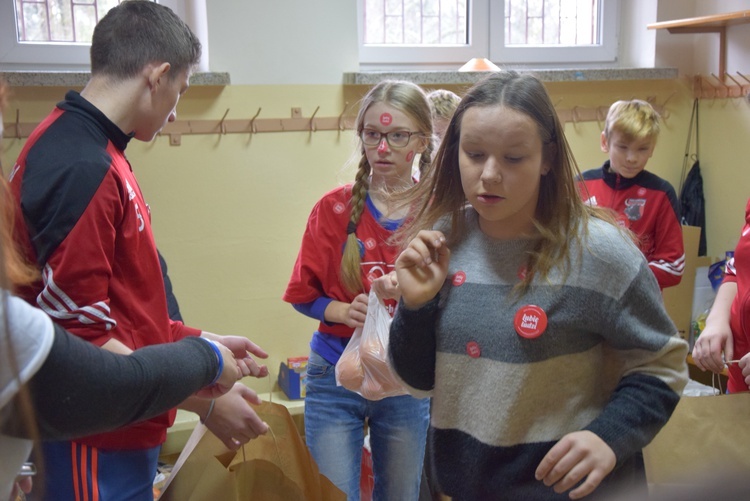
top-left (200, 399), bottom-right (216, 424)
top-left (200, 338), bottom-right (224, 385)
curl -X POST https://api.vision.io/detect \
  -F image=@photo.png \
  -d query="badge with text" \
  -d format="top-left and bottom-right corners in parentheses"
top-left (513, 305), bottom-right (548, 339)
top-left (452, 271), bottom-right (466, 286)
top-left (466, 341), bottom-right (481, 358)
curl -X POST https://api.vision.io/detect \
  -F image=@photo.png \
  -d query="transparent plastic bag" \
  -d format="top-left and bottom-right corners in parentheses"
top-left (335, 291), bottom-right (407, 401)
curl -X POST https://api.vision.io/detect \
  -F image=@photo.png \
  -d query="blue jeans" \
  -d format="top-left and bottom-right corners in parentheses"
top-left (304, 350), bottom-right (430, 501)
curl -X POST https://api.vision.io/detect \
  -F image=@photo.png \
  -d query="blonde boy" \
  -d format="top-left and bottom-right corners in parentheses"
top-left (579, 99), bottom-right (684, 289)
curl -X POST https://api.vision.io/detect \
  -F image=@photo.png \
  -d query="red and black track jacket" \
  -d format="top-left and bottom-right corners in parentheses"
top-left (579, 161), bottom-right (685, 289)
top-left (9, 91), bottom-right (200, 450)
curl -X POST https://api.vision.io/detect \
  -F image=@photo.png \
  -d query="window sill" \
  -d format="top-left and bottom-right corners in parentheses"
top-left (1, 71), bottom-right (231, 87)
top-left (343, 67), bottom-right (678, 85)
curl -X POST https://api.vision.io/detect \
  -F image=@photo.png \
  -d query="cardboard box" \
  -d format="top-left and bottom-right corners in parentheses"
top-left (278, 361), bottom-right (307, 400)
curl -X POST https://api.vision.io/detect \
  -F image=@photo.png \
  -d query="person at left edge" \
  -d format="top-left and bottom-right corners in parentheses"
top-left (8, 2), bottom-right (269, 500)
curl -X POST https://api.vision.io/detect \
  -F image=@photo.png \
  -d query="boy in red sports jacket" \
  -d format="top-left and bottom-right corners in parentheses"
top-left (579, 99), bottom-right (684, 290)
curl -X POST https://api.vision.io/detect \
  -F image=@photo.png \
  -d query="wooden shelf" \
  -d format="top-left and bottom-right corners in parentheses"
top-left (647, 10), bottom-right (750, 82)
top-left (647, 10), bottom-right (750, 33)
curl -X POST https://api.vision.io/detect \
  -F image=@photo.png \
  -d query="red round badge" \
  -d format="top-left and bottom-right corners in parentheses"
top-left (514, 305), bottom-right (548, 339)
top-left (466, 341), bottom-right (481, 358)
top-left (517, 265), bottom-right (527, 280)
top-left (452, 271), bottom-right (466, 286)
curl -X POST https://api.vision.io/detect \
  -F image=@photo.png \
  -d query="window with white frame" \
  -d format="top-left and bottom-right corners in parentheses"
top-left (0, 0), bottom-right (206, 71)
top-left (358, 0), bottom-right (619, 68)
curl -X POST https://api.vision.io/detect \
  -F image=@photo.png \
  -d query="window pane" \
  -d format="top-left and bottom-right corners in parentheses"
top-left (363, 0), bottom-right (468, 46)
top-left (14, 0), bottom-right (126, 43)
top-left (505, 0), bottom-right (600, 47)
top-left (19, 1), bottom-right (50, 41)
top-left (49, 0), bottom-right (74, 41)
top-left (73, 3), bottom-right (96, 42)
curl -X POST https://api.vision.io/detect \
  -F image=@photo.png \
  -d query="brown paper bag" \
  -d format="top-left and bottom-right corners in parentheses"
top-left (642, 392), bottom-right (750, 486)
top-left (159, 400), bottom-right (345, 501)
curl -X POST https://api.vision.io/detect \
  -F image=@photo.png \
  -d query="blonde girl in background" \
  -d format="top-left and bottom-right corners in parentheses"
top-left (388, 72), bottom-right (688, 500)
top-left (283, 80), bottom-right (433, 500)
top-left (427, 88), bottom-right (461, 142)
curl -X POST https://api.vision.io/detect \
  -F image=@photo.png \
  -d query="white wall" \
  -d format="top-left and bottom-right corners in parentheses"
top-left (619, 0), bottom-right (658, 68)
top-left (655, 0), bottom-right (750, 77)
top-left (204, 0), bottom-right (750, 85)
top-left (206, 1), bottom-right (359, 85)
top-left (694, 0), bottom-right (750, 76)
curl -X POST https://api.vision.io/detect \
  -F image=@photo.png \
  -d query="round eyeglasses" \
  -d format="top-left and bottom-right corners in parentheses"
top-left (360, 129), bottom-right (423, 148)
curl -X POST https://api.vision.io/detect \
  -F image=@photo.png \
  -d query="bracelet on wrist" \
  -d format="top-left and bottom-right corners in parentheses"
top-left (202, 338), bottom-right (224, 385)
top-left (200, 399), bottom-right (216, 424)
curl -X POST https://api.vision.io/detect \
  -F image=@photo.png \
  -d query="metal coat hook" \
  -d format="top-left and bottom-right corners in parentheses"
top-left (661, 92), bottom-right (677, 108)
top-left (249, 108), bottom-right (261, 134)
top-left (711, 73), bottom-right (730, 98)
top-left (338, 102), bottom-right (350, 131)
top-left (309, 106), bottom-right (320, 132)
top-left (737, 71), bottom-right (750, 84)
top-left (595, 106), bottom-right (607, 131)
top-left (571, 106), bottom-right (581, 126)
top-left (701, 75), bottom-right (721, 102)
top-left (218, 108), bottom-right (230, 135)
top-left (727, 73), bottom-right (742, 87)
top-left (725, 73), bottom-right (747, 97)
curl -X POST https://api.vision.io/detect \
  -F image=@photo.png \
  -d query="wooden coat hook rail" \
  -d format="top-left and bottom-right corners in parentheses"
top-left (692, 73), bottom-right (750, 100)
top-left (1, 106), bottom-right (358, 144)
top-left (2, 100), bottom-right (672, 143)
top-left (555, 100), bottom-right (668, 128)
top-left (159, 106), bottom-right (357, 145)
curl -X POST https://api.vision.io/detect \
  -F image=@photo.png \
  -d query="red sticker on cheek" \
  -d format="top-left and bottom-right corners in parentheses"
top-left (380, 113), bottom-right (392, 126)
top-left (406, 151), bottom-right (415, 162)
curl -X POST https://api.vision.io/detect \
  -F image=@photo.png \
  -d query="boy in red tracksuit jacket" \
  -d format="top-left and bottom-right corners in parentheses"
top-left (579, 99), bottom-right (684, 290)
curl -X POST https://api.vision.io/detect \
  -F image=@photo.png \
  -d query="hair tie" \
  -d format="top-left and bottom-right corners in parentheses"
top-left (346, 221), bottom-right (357, 235)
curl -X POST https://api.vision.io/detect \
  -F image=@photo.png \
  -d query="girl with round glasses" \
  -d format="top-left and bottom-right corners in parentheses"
top-left (284, 80), bottom-right (433, 499)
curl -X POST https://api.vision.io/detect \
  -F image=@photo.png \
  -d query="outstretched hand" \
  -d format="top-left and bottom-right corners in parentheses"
top-left (692, 323), bottom-right (733, 374)
top-left (203, 383), bottom-right (270, 450)
top-left (395, 230), bottom-right (450, 309)
top-left (535, 431), bottom-right (616, 500)
top-left (201, 331), bottom-right (269, 378)
top-left (194, 341), bottom-right (243, 399)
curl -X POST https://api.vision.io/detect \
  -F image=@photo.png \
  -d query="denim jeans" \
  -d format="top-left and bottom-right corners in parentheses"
top-left (304, 350), bottom-right (430, 501)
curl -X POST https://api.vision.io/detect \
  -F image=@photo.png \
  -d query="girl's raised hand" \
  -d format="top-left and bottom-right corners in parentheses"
top-left (395, 230), bottom-right (450, 309)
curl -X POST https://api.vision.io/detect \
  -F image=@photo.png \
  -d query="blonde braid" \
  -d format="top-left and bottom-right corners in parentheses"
top-left (418, 139), bottom-right (434, 177)
top-left (340, 155), bottom-right (371, 294)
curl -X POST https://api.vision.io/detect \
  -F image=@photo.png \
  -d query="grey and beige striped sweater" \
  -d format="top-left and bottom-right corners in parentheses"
top-left (389, 210), bottom-right (688, 500)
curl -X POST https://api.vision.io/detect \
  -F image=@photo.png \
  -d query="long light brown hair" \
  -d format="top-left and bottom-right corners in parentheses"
top-left (396, 72), bottom-right (616, 290)
top-left (340, 80), bottom-right (434, 294)
top-left (0, 77), bottom-right (44, 486)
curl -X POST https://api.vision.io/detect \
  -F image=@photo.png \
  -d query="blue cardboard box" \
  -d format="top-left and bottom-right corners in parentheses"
top-left (278, 361), bottom-right (307, 400)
